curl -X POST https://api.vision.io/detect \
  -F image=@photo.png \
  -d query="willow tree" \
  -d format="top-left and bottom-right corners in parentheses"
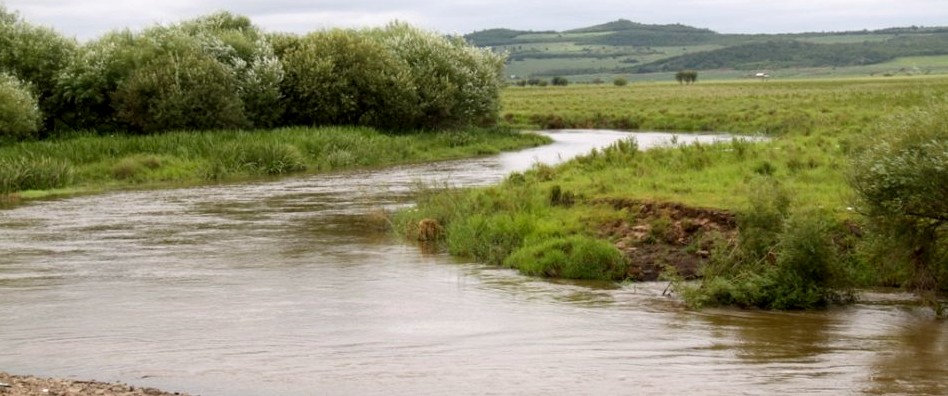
top-left (851, 102), bottom-right (948, 307)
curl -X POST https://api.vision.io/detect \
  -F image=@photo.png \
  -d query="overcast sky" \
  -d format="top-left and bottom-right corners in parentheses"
top-left (3, 0), bottom-right (946, 40)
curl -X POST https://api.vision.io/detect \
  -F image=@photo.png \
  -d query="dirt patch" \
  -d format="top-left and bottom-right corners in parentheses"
top-left (595, 199), bottom-right (737, 281)
top-left (0, 372), bottom-right (191, 396)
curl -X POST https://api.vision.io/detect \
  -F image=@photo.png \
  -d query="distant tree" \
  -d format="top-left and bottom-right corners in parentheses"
top-left (613, 77), bottom-right (628, 86)
top-left (675, 70), bottom-right (698, 85)
top-left (526, 78), bottom-right (545, 86)
top-left (551, 76), bottom-right (569, 86)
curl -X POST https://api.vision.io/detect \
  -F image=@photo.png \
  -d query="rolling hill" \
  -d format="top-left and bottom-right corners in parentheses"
top-left (464, 19), bottom-right (948, 81)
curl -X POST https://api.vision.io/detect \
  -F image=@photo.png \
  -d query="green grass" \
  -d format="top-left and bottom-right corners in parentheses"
top-left (396, 75), bottom-right (948, 300)
top-left (0, 126), bottom-right (550, 198)
top-left (501, 76), bottom-right (946, 134)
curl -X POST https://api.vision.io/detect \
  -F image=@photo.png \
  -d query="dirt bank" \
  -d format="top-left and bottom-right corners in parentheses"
top-left (595, 199), bottom-right (737, 281)
top-left (0, 373), bottom-right (191, 396)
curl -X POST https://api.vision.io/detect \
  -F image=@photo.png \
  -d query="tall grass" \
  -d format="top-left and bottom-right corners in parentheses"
top-left (0, 155), bottom-right (73, 193)
top-left (0, 126), bottom-right (548, 196)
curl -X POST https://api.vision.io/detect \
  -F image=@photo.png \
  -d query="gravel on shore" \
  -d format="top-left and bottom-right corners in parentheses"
top-left (0, 372), bottom-right (192, 396)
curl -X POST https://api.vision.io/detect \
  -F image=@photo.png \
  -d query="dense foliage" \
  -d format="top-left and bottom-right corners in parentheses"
top-left (0, 6), bottom-right (76, 131)
top-left (851, 101), bottom-right (948, 299)
top-left (680, 182), bottom-right (853, 309)
top-left (0, 73), bottom-right (40, 142)
top-left (0, 10), bottom-right (506, 140)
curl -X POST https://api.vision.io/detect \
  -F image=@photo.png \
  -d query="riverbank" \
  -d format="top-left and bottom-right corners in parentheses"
top-left (0, 127), bottom-right (550, 204)
top-left (397, 76), bottom-right (948, 307)
top-left (0, 372), bottom-right (190, 396)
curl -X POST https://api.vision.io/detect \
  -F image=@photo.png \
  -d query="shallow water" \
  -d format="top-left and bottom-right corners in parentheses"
top-left (1, 130), bottom-right (944, 395)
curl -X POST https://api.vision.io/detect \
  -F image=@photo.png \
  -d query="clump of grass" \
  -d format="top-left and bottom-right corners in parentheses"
top-left (0, 156), bottom-right (74, 193)
top-left (505, 235), bottom-right (628, 280)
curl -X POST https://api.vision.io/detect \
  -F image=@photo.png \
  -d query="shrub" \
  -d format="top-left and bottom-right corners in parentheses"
top-left (850, 101), bottom-right (948, 298)
top-left (0, 6), bottom-right (76, 132)
top-left (613, 77), bottom-right (628, 86)
top-left (173, 12), bottom-right (285, 128)
top-left (57, 12), bottom-right (280, 133)
top-left (368, 22), bottom-right (507, 129)
top-left (280, 29), bottom-right (417, 129)
top-left (111, 32), bottom-right (249, 133)
top-left (681, 182), bottom-right (851, 309)
top-left (551, 76), bottom-right (569, 86)
top-left (505, 235), bottom-right (628, 280)
top-left (0, 73), bottom-right (41, 142)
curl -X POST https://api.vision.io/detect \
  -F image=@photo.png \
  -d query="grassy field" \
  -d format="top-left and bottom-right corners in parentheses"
top-left (0, 127), bottom-right (549, 201)
top-left (501, 75), bottom-right (945, 134)
top-left (395, 75), bottom-right (948, 304)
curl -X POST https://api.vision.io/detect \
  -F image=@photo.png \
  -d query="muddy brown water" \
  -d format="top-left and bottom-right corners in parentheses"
top-left (0, 130), bottom-right (944, 395)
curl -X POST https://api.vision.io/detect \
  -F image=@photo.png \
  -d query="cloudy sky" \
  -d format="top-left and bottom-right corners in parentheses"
top-left (2, 0), bottom-right (946, 40)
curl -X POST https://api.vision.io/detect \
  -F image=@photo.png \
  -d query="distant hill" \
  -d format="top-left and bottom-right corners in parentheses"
top-left (464, 20), bottom-right (948, 81)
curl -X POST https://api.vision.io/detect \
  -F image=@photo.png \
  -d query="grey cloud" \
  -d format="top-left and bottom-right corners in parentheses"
top-left (2, 0), bottom-right (946, 40)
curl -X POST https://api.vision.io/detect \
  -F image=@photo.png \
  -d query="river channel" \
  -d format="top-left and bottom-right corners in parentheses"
top-left (0, 130), bottom-right (944, 395)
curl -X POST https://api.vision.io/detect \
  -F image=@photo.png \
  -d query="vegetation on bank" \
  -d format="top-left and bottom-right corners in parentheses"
top-left (0, 7), bottom-right (530, 199)
top-left (0, 127), bottom-right (549, 198)
top-left (0, 6), bottom-right (505, 142)
top-left (396, 77), bottom-right (948, 311)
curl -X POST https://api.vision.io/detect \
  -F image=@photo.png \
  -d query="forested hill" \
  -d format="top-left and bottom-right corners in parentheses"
top-left (465, 20), bottom-right (948, 80)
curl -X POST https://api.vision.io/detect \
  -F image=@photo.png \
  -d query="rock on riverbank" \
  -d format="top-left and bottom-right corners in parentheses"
top-left (0, 372), bottom-right (191, 396)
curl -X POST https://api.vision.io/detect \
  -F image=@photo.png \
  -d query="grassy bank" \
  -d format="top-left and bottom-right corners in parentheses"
top-left (0, 126), bottom-right (550, 200)
top-left (396, 75), bottom-right (948, 309)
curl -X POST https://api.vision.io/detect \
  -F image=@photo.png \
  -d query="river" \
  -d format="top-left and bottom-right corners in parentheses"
top-left (0, 130), bottom-right (944, 395)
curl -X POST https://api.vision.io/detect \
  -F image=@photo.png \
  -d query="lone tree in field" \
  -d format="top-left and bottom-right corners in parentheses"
top-left (551, 76), bottom-right (569, 86)
top-left (850, 103), bottom-right (948, 309)
top-left (675, 70), bottom-right (698, 85)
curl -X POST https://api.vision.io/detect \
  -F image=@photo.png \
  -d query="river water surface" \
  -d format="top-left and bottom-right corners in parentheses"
top-left (1, 130), bottom-right (945, 395)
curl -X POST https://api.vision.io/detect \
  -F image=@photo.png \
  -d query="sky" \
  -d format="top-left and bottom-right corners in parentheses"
top-left (2, 0), bottom-right (947, 40)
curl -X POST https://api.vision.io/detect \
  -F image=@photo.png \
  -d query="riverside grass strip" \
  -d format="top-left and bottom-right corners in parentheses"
top-left (0, 126), bottom-right (550, 198)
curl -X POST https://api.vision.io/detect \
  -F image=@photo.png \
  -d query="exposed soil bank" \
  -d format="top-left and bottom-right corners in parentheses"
top-left (595, 199), bottom-right (737, 281)
top-left (0, 373), bottom-right (191, 396)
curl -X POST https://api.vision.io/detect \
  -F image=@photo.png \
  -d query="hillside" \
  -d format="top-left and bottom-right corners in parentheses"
top-left (465, 20), bottom-right (948, 81)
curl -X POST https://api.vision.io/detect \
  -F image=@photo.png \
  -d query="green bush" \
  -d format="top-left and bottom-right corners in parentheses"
top-left (735, 179), bottom-right (790, 262)
top-left (613, 77), bottom-right (628, 86)
top-left (851, 101), bottom-right (948, 296)
top-left (368, 22), bottom-right (506, 129)
top-left (111, 33), bottom-right (249, 133)
top-left (280, 29), bottom-right (417, 129)
top-left (0, 6), bottom-right (76, 131)
top-left (173, 12), bottom-right (285, 128)
top-left (505, 235), bottom-right (628, 280)
top-left (682, 183), bottom-right (850, 309)
top-left (0, 73), bottom-right (41, 142)
top-left (56, 12), bottom-right (280, 133)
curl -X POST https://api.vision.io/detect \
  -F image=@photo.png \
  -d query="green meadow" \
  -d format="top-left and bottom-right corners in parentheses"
top-left (397, 75), bottom-right (948, 310)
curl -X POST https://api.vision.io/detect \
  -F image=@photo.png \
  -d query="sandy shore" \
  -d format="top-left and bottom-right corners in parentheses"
top-left (0, 373), bottom-right (192, 396)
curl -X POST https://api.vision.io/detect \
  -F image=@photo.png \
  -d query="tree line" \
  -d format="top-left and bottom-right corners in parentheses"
top-left (0, 8), bottom-right (506, 144)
